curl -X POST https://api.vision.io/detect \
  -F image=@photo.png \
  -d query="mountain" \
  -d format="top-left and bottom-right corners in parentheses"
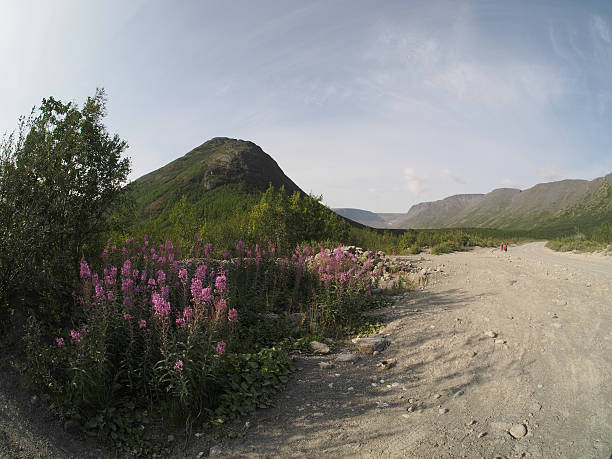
top-left (129, 137), bottom-right (302, 218)
top-left (333, 174), bottom-right (612, 232)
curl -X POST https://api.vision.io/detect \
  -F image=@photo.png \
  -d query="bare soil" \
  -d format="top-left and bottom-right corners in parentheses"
top-left (2, 242), bottom-right (611, 458)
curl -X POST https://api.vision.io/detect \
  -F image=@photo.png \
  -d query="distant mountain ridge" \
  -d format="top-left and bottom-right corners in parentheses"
top-left (334, 173), bottom-right (612, 231)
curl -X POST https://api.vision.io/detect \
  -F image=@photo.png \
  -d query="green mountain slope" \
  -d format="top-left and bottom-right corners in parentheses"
top-left (129, 137), bottom-right (302, 219)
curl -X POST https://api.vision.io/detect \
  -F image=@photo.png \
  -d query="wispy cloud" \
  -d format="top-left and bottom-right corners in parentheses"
top-left (532, 165), bottom-right (565, 181)
top-left (592, 15), bottom-right (611, 44)
top-left (441, 168), bottom-right (466, 184)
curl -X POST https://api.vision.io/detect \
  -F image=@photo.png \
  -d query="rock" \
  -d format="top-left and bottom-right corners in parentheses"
top-left (319, 362), bottom-right (334, 369)
top-left (478, 432), bottom-right (487, 438)
top-left (376, 401), bottom-right (389, 408)
top-left (335, 353), bottom-right (360, 363)
top-left (494, 338), bottom-right (506, 345)
top-left (376, 358), bottom-right (397, 370)
top-left (354, 336), bottom-right (389, 355)
top-left (167, 434), bottom-right (175, 443)
top-left (197, 452), bottom-right (204, 458)
top-left (485, 331), bottom-right (497, 338)
top-left (439, 408), bottom-right (449, 414)
top-left (63, 420), bottom-right (80, 434)
top-left (467, 420), bottom-right (477, 426)
top-left (406, 406), bottom-right (415, 412)
top-left (509, 423), bottom-right (527, 439)
top-left (209, 446), bottom-right (223, 456)
top-left (508, 280), bottom-right (517, 286)
top-left (310, 341), bottom-right (330, 354)
top-left (433, 393), bottom-right (441, 399)
top-left (408, 398), bottom-right (417, 403)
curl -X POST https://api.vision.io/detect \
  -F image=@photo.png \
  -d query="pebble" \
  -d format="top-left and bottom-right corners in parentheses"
top-left (478, 432), bottom-right (487, 438)
top-left (485, 331), bottom-right (497, 338)
top-left (328, 383), bottom-right (334, 388)
top-left (467, 420), bottom-right (477, 426)
top-left (439, 408), bottom-right (449, 414)
top-left (494, 338), bottom-right (506, 345)
top-left (509, 423), bottom-right (528, 439)
top-left (376, 401), bottom-right (389, 408)
top-left (433, 393), bottom-right (441, 399)
top-left (167, 434), bottom-right (175, 443)
top-left (406, 406), bottom-right (415, 412)
top-left (408, 398), bottom-right (417, 403)
top-left (402, 414), bottom-right (411, 419)
top-left (194, 432), bottom-right (203, 438)
top-left (310, 341), bottom-right (331, 354)
top-left (348, 387), bottom-right (354, 391)
top-left (197, 452), bottom-right (204, 458)
top-left (319, 362), bottom-right (334, 369)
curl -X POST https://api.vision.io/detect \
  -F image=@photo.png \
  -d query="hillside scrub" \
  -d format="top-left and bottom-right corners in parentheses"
top-left (23, 236), bottom-right (389, 453)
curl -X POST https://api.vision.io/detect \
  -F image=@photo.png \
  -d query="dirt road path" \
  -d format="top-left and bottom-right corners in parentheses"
top-left (208, 242), bottom-right (612, 458)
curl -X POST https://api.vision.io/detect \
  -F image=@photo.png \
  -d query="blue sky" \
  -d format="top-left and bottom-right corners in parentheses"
top-left (2, 0), bottom-right (611, 212)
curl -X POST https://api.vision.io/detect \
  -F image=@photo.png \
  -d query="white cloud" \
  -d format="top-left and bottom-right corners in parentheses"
top-left (501, 178), bottom-right (522, 188)
top-left (403, 167), bottom-right (426, 195)
top-left (441, 168), bottom-right (466, 184)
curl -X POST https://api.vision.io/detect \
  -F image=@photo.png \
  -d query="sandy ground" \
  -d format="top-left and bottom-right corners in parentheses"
top-left (2, 242), bottom-right (611, 458)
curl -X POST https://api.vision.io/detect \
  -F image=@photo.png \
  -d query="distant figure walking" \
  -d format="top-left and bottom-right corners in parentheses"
top-left (504, 242), bottom-right (508, 252)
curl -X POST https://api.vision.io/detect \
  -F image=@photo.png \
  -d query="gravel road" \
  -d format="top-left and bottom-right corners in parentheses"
top-left (2, 242), bottom-right (611, 458)
top-left (201, 242), bottom-right (612, 458)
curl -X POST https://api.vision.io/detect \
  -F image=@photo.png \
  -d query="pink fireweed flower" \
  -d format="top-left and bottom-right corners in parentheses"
top-left (56, 337), bottom-right (64, 347)
top-left (148, 278), bottom-right (156, 288)
top-left (123, 313), bottom-right (132, 320)
top-left (178, 268), bottom-right (188, 281)
top-left (80, 261), bottom-right (91, 279)
top-left (194, 265), bottom-right (207, 280)
top-left (236, 240), bottom-right (245, 252)
top-left (151, 292), bottom-right (170, 318)
top-left (204, 243), bottom-right (213, 257)
top-left (215, 298), bottom-right (227, 314)
top-left (173, 360), bottom-right (183, 371)
top-left (183, 307), bottom-right (194, 321)
top-left (138, 319), bottom-right (147, 329)
top-left (121, 278), bottom-right (134, 294)
top-left (107, 291), bottom-right (115, 301)
top-left (228, 308), bottom-right (238, 322)
top-left (175, 317), bottom-right (186, 328)
top-left (215, 275), bottom-right (227, 293)
top-left (121, 259), bottom-right (132, 278)
top-left (94, 283), bottom-right (105, 300)
top-left (70, 330), bottom-right (81, 344)
top-left (156, 269), bottom-right (166, 286)
top-left (216, 341), bottom-right (226, 355)
top-left (222, 251), bottom-right (230, 259)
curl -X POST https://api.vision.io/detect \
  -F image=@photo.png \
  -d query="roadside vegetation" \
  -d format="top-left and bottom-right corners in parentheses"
top-left (546, 223), bottom-right (612, 253)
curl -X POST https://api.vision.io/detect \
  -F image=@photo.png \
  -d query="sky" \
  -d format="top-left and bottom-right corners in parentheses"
top-left (2, 0), bottom-right (612, 212)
